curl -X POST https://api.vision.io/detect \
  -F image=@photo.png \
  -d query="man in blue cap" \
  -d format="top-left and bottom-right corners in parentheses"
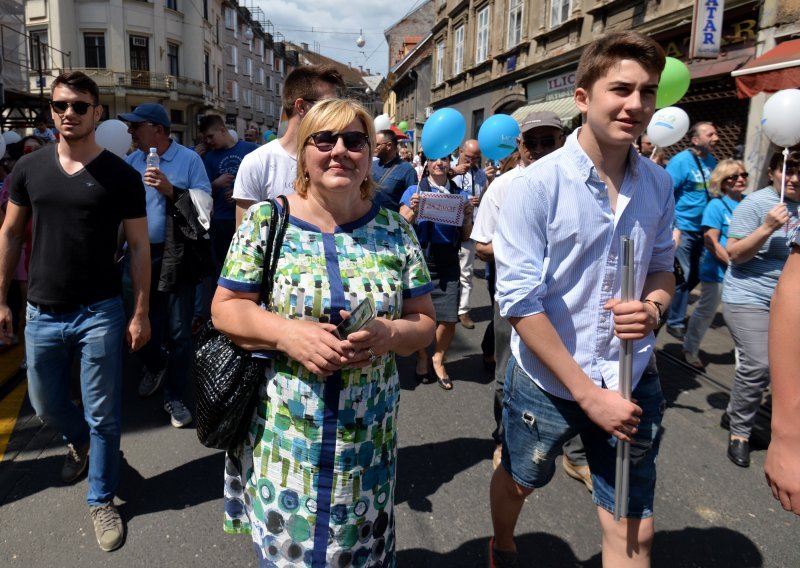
top-left (120, 103), bottom-right (212, 428)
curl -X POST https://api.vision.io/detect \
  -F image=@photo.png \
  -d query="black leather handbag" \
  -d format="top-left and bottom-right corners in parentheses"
top-left (193, 196), bottom-right (289, 451)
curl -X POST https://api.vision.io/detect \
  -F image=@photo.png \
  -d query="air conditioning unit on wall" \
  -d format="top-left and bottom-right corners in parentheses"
top-left (424, 106), bottom-right (433, 118)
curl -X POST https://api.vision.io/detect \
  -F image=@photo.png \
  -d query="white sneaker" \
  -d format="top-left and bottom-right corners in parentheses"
top-left (164, 399), bottom-right (192, 428)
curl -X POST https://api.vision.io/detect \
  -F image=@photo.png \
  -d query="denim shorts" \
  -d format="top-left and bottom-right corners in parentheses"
top-left (501, 357), bottom-right (666, 518)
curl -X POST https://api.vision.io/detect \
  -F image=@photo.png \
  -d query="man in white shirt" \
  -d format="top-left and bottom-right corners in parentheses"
top-left (233, 65), bottom-right (344, 225)
top-left (451, 139), bottom-right (494, 329)
top-left (472, 112), bottom-right (574, 474)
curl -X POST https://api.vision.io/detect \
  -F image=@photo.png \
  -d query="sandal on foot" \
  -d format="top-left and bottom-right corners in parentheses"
top-left (414, 370), bottom-right (429, 384)
top-left (437, 376), bottom-right (453, 390)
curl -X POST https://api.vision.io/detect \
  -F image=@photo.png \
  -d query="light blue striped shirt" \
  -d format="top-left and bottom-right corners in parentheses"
top-left (494, 130), bottom-right (675, 400)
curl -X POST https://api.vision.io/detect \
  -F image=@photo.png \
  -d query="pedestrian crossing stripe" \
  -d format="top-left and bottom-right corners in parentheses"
top-left (0, 379), bottom-right (27, 464)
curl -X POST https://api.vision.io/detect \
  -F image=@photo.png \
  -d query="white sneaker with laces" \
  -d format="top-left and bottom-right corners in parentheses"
top-left (164, 399), bottom-right (192, 428)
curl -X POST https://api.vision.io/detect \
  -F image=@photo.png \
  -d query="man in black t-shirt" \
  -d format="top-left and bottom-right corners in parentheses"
top-left (0, 72), bottom-right (150, 553)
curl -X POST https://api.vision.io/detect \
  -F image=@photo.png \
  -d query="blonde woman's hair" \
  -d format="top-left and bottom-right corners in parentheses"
top-left (709, 159), bottom-right (746, 197)
top-left (295, 98), bottom-right (376, 200)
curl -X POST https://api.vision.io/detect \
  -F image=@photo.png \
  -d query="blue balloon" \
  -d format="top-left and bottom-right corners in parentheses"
top-left (477, 114), bottom-right (520, 161)
top-left (421, 108), bottom-right (466, 160)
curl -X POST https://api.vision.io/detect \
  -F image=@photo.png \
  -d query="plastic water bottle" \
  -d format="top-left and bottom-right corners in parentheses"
top-left (146, 147), bottom-right (159, 170)
top-left (145, 147), bottom-right (159, 188)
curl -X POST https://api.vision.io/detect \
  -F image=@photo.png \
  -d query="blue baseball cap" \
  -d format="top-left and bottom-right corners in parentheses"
top-left (119, 103), bottom-right (170, 128)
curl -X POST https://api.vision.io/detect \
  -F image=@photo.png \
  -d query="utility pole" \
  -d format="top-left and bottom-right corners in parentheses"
top-left (35, 35), bottom-right (45, 122)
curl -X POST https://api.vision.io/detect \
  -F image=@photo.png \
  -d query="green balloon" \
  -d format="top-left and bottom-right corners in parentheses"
top-left (397, 121), bottom-right (409, 131)
top-left (656, 57), bottom-right (691, 109)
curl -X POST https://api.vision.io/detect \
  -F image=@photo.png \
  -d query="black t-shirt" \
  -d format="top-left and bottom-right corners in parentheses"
top-left (10, 146), bottom-right (146, 306)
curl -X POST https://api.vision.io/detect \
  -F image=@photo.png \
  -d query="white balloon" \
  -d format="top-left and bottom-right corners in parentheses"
top-left (228, 129), bottom-right (238, 143)
top-left (0, 135), bottom-right (6, 160)
top-left (95, 119), bottom-right (132, 158)
top-left (374, 114), bottom-right (391, 131)
top-left (646, 106), bottom-right (690, 147)
top-left (2, 131), bottom-right (22, 145)
top-left (762, 89), bottom-right (800, 148)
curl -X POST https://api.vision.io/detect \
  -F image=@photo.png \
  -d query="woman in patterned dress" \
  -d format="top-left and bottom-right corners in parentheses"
top-left (211, 98), bottom-right (436, 567)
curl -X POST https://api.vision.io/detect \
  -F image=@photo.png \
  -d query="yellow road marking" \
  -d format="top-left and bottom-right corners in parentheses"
top-left (0, 378), bottom-right (27, 463)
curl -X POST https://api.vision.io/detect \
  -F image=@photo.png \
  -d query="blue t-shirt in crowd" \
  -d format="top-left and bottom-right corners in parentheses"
top-left (400, 180), bottom-right (469, 247)
top-left (373, 156), bottom-right (419, 212)
top-left (698, 195), bottom-right (740, 283)
top-left (722, 187), bottom-right (800, 307)
top-left (202, 140), bottom-right (259, 221)
top-left (666, 149), bottom-right (717, 232)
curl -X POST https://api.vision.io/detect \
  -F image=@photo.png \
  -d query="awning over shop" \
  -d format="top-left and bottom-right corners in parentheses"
top-left (732, 39), bottom-right (800, 98)
top-left (511, 96), bottom-right (581, 130)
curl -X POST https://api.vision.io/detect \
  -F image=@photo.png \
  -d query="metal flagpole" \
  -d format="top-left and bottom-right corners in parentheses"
top-left (614, 236), bottom-right (635, 521)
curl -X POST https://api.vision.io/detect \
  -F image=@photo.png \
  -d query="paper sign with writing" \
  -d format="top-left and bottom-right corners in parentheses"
top-left (417, 193), bottom-right (466, 226)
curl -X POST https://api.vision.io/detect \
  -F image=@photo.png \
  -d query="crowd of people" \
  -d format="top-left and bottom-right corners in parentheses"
top-left (0, 29), bottom-right (798, 567)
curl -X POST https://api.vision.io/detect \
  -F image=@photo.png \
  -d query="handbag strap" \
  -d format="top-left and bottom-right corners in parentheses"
top-left (258, 195), bottom-right (290, 307)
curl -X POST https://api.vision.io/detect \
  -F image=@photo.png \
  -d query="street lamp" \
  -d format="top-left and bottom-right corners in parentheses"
top-left (356, 30), bottom-right (365, 48)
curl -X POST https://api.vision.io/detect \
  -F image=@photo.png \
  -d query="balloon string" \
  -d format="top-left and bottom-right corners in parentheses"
top-left (781, 147), bottom-right (788, 204)
top-left (651, 145), bottom-right (659, 162)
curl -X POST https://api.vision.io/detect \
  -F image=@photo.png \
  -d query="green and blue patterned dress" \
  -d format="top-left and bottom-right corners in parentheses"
top-left (218, 201), bottom-right (432, 567)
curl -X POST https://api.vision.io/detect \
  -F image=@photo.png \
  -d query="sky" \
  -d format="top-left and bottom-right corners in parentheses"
top-left (252, 0), bottom-right (428, 77)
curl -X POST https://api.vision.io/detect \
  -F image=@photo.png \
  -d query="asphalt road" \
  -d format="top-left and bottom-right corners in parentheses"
top-left (1, 270), bottom-right (798, 567)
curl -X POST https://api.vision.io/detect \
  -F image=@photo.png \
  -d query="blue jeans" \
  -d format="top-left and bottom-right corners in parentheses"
top-left (25, 297), bottom-right (125, 506)
top-left (501, 357), bottom-right (665, 518)
top-left (667, 230), bottom-right (704, 328)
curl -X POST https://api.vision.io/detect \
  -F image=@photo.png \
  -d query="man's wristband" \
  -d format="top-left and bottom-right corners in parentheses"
top-left (643, 299), bottom-right (663, 329)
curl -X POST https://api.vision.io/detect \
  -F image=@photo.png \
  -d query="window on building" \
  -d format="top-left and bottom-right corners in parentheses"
top-left (267, 100), bottom-right (274, 117)
top-left (265, 75), bottom-right (272, 90)
top-left (170, 109), bottom-right (184, 124)
top-left (550, 0), bottom-right (572, 28)
top-left (254, 37), bottom-right (263, 60)
top-left (476, 6), bottom-right (490, 64)
top-left (507, 0), bottom-right (523, 48)
top-left (265, 48), bottom-right (273, 67)
top-left (453, 25), bottom-right (464, 76)
top-left (275, 57), bottom-right (283, 75)
top-left (29, 29), bottom-right (49, 70)
top-left (257, 67), bottom-right (264, 84)
top-left (435, 40), bottom-right (445, 84)
top-left (202, 0), bottom-right (208, 20)
top-left (204, 51), bottom-right (210, 84)
top-left (224, 7), bottom-right (236, 30)
top-left (167, 43), bottom-right (179, 76)
top-left (232, 81), bottom-right (239, 101)
top-left (230, 45), bottom-right (238, 72)
top-left (243, 88), bottom-right (252, 107)
top-left (472, 109), bottom-right (484, 140)
top-left (244, 57), bottom-right (252, 77)
top-left (256, 94), bottom-right (264, 112)
top-left (84, 33), bottom-right (106, 68)
top-left (166, 0), bottom-right (177, 11)
top-left (276, 82), bottom-right (282, 97)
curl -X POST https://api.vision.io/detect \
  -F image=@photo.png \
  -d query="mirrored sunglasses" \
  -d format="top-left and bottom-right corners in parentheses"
top-left (308, 130), bottom-right (369, 152)
top-left (49, 100), bottom-right (97, 115)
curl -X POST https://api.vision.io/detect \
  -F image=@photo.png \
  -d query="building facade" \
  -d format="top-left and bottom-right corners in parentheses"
top-left (430, 0), bottom-right (785, 172)
top-left (221, 1), bottom-right (293, 138)
top-left (24, 0), bottom-right (229, 144)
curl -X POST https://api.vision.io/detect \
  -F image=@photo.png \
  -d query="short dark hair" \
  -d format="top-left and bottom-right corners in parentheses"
top-left (51, 71), bottom-right (100, 104)
top-left (198, 114), bottom-right (226, 133)
top-left (770, 150), bottom-right (800, 172)
top-left (377, 129), bottom-right (397, 146)
top-left (282, 64), bottom-right (345, 118)
top-left (576, 31), bottom-right (666, 92)
top-left (689, 121), bottom-right (715, 140)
